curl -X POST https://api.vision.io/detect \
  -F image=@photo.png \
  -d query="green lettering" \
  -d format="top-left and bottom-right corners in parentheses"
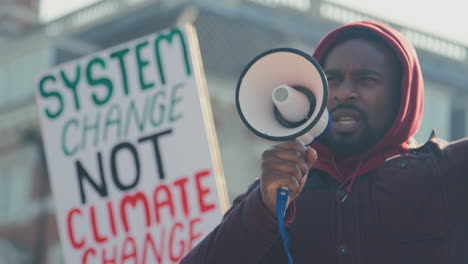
top-left (149, 90), bottom-right (166, 127)
top-left (38, 75), bottom-right (64, 119)
top-left (110, 48), bottom-right (130, 96)
top-left (86, 57), bottom-right (114, 106)
top-left (124, 101), bottom-right (147, 137)
top-left (169, 82), bottom-right (184, 122)
top-left (135, 41), bottom-right (154, 91)
top-left (81, 112), bottom-right (101, 151)
top-left (61, 118), bottom-right (80, 156)
top-left (154, 28), bottom-right (191, 85)
top-left (60, 64), bottom-right (81, 111)
top-left (104, 104), bottom-right (122, 142)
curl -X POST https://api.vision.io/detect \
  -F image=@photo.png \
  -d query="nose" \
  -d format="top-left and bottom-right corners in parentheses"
top-left (333, 79), bottom-right (357, 102)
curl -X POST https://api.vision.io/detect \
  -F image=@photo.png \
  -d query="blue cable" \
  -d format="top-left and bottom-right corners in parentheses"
top-left (276, 188), bottom-right (294, 264)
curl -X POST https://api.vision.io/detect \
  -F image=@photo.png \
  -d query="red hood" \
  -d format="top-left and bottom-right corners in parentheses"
top-left (310, 20), bottom-right (424, 183)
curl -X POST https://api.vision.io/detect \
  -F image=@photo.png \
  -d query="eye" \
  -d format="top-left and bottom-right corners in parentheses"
top-left (358, 76), bottom-right (378, 85)
top-left (326, 75), bottom-right (339, 83)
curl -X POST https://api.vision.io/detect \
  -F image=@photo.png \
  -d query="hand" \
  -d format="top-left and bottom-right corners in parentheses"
top-left (260, 139), bottom-right (318, 215)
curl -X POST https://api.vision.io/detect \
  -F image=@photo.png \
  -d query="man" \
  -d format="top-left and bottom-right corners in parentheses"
top-left (182, 20), bottom-right (468, 263)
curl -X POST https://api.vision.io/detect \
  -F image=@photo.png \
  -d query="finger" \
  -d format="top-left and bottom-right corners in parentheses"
top-left (262, 147), bottom-right (308, 168)
top-left (261, 168), bottom-right (302, 192)
top-left (262, 158), bottom-right (305, 183)
top-left (275, 139), bottom-right (308, 156)
top-left (300, 169), bottom-right (309, 188)
top-left (306, 147), bottom-right (318, 169)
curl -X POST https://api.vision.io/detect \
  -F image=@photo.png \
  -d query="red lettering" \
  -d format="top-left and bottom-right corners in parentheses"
top-left (120, 191), bottom-right (151, 233)
top-left (67, 208), bottom-right (85, 249)
top-left (195, 170), bottom-right (216, 213)
top-left (102, 245), bottom-right (117, 264)
top-left (169, 222), bottom-right (185, 263)
top-left (77, 217), bottom-right (205, 264)
top-left (82, 248), bottom-right (96, 264)
top-left (121, 236), bottom-right (138, 264)
top-left (188, 217), bottom-right (203, 250)
top-left (173, 177), bottom-right (190, 218)
top-left (142, 230), bottom-right (166, 264)
top-left (90, 205), bottom-right (108, 244)
top-left (154, 184), bottom-right (175, 224)
top-left (107, 200), bottom-right (117, 237)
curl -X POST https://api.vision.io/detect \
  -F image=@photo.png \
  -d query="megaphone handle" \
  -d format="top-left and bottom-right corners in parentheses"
top-left (276, 187), bottom-right (294, 264)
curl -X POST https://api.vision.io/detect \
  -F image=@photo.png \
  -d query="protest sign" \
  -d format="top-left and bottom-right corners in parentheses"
top-left (34, 24), bottom-right (229, 264)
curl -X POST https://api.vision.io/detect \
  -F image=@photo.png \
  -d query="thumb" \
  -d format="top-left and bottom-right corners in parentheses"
top-left (306, 147), bottom-right (318, 169)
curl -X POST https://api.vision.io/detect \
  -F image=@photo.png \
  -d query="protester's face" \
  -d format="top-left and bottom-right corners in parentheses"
top-left (322, 39), bottom-right (401, 156)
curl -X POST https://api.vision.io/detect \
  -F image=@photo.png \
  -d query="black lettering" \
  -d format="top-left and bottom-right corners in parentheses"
top-left (76, 152), bottom-right (107, 204)
top-left (110, 142), bottom-right (141, 191)
top-left (138, 129), bottom-right (172, 180)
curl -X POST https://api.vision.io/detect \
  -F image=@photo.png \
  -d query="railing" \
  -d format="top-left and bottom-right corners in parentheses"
top-left (38, 0), bottom-right (468, 63)
top-left (319, 1), bottom-right (467, 62)
top-left (43, 0), bottom-right (156, 36)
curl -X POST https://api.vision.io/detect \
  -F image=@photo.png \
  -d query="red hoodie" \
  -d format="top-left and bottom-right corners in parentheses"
top-left (310, 20), bottom-right (424, 189)
top-left (182, 21), bottom-right (468, 264)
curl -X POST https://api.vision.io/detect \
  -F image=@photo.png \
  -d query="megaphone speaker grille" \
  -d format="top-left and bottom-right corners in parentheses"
top-left (273, 85), bottom-right (316, 128)
top-left (236, 48), bottom-right (328, 142)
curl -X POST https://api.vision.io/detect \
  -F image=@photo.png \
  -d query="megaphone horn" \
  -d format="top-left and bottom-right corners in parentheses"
top-left (235, 47), bottom-right (330, 145)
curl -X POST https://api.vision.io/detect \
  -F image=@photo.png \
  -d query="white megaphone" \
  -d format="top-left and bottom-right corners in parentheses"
top-left (236, 48), bottom-right (330, 145)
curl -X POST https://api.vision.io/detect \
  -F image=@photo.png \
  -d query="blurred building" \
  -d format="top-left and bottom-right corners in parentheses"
top-left (0, 1), bottom-right (61, 264)
top-left (0, 0), bottom-right (467, 263)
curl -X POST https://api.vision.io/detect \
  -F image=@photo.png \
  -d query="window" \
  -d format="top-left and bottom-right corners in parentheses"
top-left (0, 145), bottom-right (36, 225)
top-left (415, 83), bottom-right (451, 142)
top-left (451, 108), bottom-right (466, 140)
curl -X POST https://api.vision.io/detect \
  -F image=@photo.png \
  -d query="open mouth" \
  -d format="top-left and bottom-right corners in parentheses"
top-left (336, 117), bottom-right (358, 125)
top-left (331, 109), bottom-right (362, 133)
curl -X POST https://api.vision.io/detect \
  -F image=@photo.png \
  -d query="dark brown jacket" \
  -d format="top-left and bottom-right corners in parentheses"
top-left (182, 137), bottom-right (468, 263)
top-left (182, 20), bottom-right (468, 263)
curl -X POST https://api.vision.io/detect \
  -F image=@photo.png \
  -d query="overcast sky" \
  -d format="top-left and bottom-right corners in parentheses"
top-left (39, 0), bottom-right (468, 46)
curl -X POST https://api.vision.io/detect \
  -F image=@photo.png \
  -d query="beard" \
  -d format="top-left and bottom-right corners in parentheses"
top-left (321, 128), bottom-right (374, 157)
top-left (321, 104), bottom-right (374, 157)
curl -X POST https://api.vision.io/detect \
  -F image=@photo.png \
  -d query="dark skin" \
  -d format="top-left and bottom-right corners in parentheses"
top-left (322, 39), bottom-right (401, 156)
top-left (260, 39), bottom-right (401, 214)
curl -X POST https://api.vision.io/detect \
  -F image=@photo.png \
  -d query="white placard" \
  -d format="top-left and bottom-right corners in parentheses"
top-left (34, 25), bottom-right (228, 264)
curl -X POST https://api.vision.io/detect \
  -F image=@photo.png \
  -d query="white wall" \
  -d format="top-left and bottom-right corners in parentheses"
top-left (414, 81), bottom-right (452, 143)
top-left (205, 75), bottom-right (272, 201)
